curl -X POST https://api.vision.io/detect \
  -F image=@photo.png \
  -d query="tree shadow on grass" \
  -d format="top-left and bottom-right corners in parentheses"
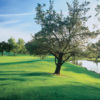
top-left (0, 71), bottom-right (54, 87)
top-left (0, 78), bottom-right (26, 81)
top-left (21, 72), bottom-right (52, 77)
top-left (0, 83), bottom-right (100, 100)
top-left (0, 83), bottom-right (14, 86)
top-left (0, 71), bottom-right (26, 73)
top-left (0, 71), bottom-right (53, 84)
top-left (0, 58), bottom-right (54, 66)
top-left (0, 60), bottom-right (41, 66)
top-left (0, 71), bottom-right (53, 77)
top-left (63, 63), bottom-right (100, 79)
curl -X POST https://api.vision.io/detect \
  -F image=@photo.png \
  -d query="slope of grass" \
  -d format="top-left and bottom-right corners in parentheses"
top-left (0, 56), bottom-right (100, 100)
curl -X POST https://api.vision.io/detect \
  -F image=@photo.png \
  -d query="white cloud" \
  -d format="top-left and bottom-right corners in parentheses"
top-left (0, 27), bottom-right (34, 43)
top-left (0, 19), bottom-right (39, 43)
top-left (0, 13), bottom-right (35, 17)
top-left (0, 20), bottom-right (20, 27)
top-left (16, 23), bottom-right (32, 29)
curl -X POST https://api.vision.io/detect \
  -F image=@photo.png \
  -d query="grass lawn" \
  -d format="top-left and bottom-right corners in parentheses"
top-left (0, 56), bottom-right (100, 100)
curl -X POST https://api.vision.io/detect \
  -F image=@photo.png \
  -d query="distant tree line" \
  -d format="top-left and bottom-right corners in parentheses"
top-left (1, 36), bottom-right (100, 62)
top-left (0, 37), bottom-right (32, 56)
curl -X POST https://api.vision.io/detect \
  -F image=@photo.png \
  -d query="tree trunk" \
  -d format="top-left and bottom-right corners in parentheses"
top-left (95, 57), bottom-right (98, 61)
top-left (54, 54), bottom-right (63, 74)
top-left (54, 64), bottom-right (62, 74)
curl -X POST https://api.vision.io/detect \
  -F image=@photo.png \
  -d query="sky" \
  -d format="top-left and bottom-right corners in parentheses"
top-left (0, 0), bottom-right (100, 43)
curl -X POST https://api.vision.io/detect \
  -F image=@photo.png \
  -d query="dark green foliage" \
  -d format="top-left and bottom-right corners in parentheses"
top-left (32, 0), bottom-right (96, 74)
top-left (8, 37), bottom-right (27, 56)
top-left (0, 41), bottom-right (11, 56)
top-left (17, 38), bottom-right (27, 54)
top-left (8, 37), bottom-right (17, 56)
top-left (25, 40), bottom-right (34, 55)
top-left (86, 40), bottom-right (100, 61)
top-left (29, 0), bottom-right (100, 74)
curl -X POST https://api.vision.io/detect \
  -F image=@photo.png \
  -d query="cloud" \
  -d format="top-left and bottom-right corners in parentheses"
top-left (0, 19), bottom-right (39, 43)
top-left (0, 20), bottom-right (20, 27)
top-left (0, 27), bottom-right (34, 43)
top-left (0, 13), bottom-right (35, 17)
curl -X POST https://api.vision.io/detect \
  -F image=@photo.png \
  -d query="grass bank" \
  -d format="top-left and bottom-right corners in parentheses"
top-left (0, 56), bottom-right (100, 100)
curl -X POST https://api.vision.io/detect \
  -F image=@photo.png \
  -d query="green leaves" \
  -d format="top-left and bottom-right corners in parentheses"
top-left (32, 0), bottom-right (97, 65)
top-left (95, 5), bottom-right (100, 16)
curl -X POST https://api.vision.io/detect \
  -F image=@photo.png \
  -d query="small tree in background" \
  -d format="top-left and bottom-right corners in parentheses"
top-left (87, 40), bottom-right (100, 61)
top-left (17, 38), bottom-right (27, 54)
top-left (0, 41), bottom-right (11, 56)
top-left (8, 37), bottom-right (18, 56)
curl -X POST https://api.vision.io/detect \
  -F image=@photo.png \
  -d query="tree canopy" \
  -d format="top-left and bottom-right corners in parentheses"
top-left (31, 0), bottom-right (99, 74)
top-left (8, 37), bottom-right (27, 56)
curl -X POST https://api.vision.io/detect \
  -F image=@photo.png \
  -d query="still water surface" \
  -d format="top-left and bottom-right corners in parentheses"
top-left (78, 60), bottom-right (100, 74)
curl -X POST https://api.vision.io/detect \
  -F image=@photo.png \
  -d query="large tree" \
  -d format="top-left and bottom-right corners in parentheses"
top-left (32, 0), bottom-right (97, 74)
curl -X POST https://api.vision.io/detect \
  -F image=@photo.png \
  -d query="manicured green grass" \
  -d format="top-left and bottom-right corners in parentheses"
top-left (0, 56), bottom-right (100, 100)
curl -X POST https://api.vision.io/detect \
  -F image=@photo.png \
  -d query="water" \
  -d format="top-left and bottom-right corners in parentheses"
top-left (77, 60), bottom-right (100, 74)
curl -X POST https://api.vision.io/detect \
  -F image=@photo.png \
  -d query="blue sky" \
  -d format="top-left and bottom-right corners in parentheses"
top-left (0, 0), bottom-right (99, 43)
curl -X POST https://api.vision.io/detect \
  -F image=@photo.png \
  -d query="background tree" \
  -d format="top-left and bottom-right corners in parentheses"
top-left (25, 40), bottom-right (34, 55)
top-left (86, 44), bottom-right (96, 59)
top-left (8, 37), bottom-right (18, 56)
top-left (17, 38), bottom-right (27, 54)
top-left (6, 43), bottom-right (12, 53)
top-left (32, 0), bottom-right (98, 74)
top-left (86, 40), bottom-right (100, 61)
top-left (0, 41), bottom-right (11, 56)
top-left (94, 40), bottom-right (100, 61)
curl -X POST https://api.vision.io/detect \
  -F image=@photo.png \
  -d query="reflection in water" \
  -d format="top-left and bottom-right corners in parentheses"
top-left (96, 62), bottom-right (98, 66)
top-left (77, 60), bottom-right (100, 74)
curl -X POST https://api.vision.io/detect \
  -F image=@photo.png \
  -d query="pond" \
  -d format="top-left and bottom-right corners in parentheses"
top-left (77, 60), bottom-right (100, 74)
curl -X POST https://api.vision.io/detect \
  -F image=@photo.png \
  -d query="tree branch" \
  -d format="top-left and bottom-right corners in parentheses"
top-left (62, 54), bottom-right (72, 64)
top-left (55, 57), bottom-right (57, 65)
top-left (48, 50), bottom-right (58, 59)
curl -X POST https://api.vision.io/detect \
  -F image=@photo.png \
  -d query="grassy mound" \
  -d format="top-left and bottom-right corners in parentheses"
top-left (0, 56), bottom-right (100, 100)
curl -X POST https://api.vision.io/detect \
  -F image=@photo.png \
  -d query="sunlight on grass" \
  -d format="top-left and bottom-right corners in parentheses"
top-left (0, 56), bottom-right (100, 100)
